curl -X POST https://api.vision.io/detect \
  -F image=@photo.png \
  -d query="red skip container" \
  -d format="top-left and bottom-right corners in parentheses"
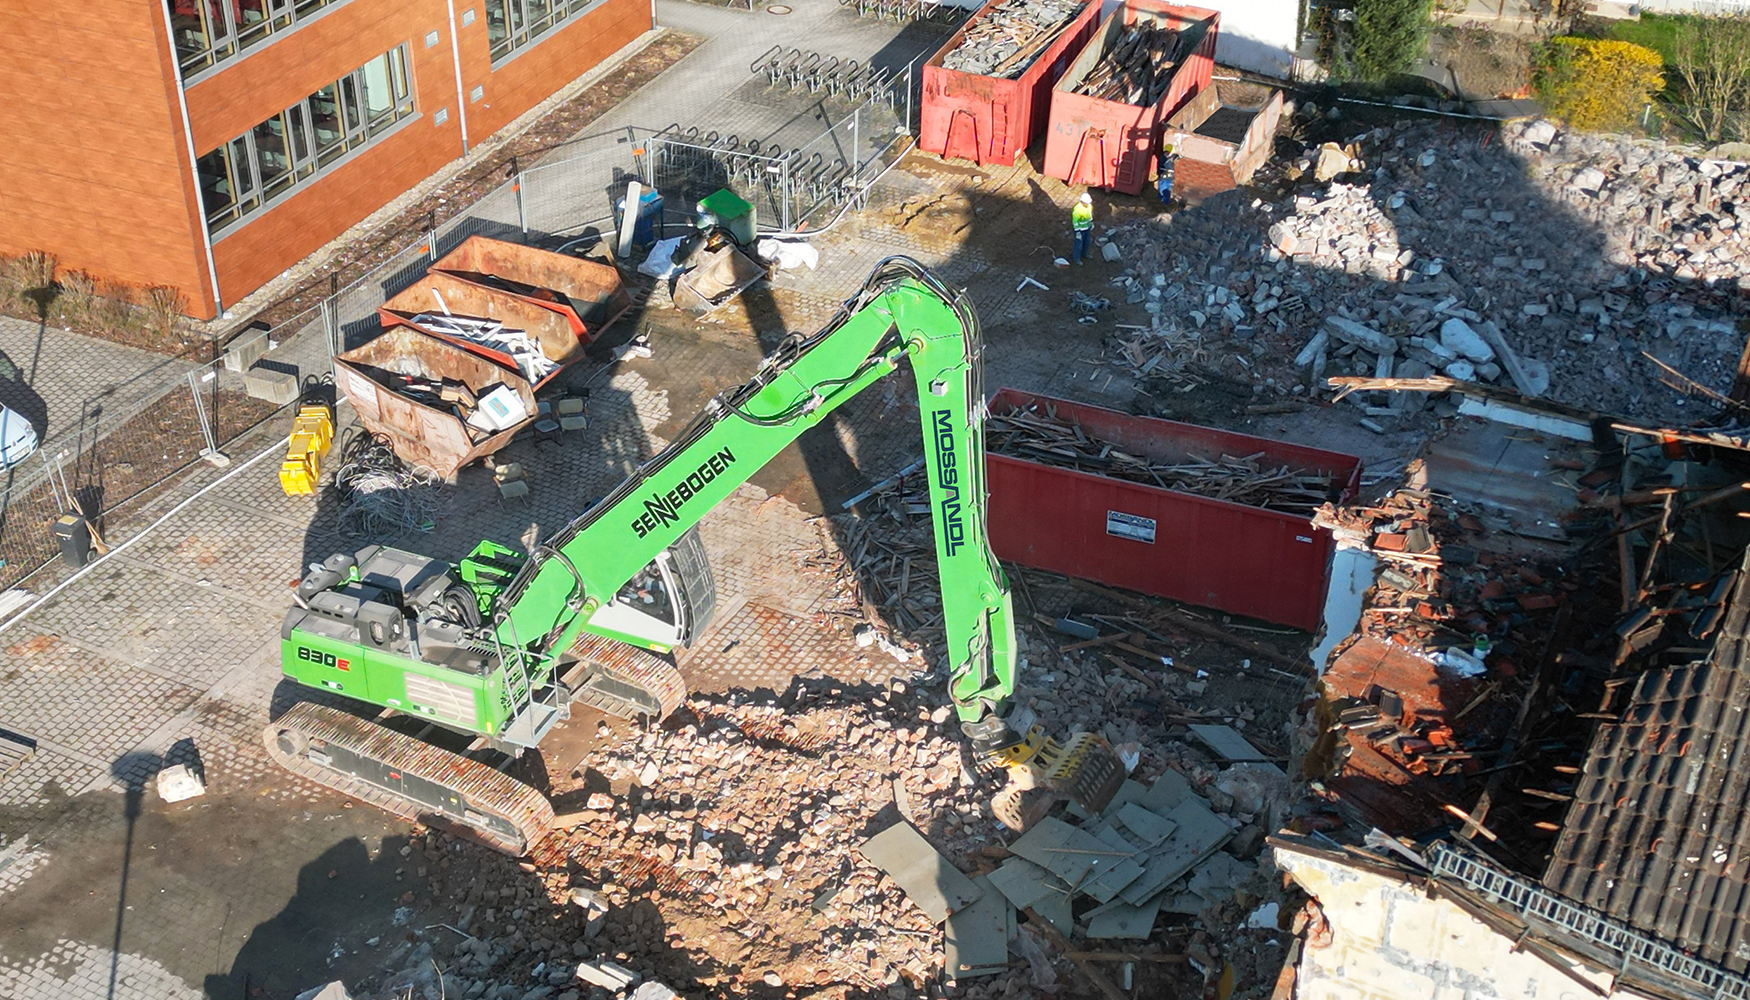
top-left (1042, 0), bottom-right (1217, 194)
top-left (919, 0), bottom-right (1102, 166)
top-left (985, 389), bottom-right (1362, 631)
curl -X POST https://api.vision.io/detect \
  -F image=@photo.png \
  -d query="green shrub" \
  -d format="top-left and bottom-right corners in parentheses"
top-left (1535, 37), bottom-right (1665, 132)
top-left (1352, 0), bottom-right (1436, 81)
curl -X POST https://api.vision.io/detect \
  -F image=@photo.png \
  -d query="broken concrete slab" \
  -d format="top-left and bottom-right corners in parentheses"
top-left (944, 875), bottom-right (1013, 981)
top-left (859, 821), bottom-right (984, 923)
top-left (1439, 318), bottom-right (1495, 363)
top-left (575, 959), bottom-right (638, 989)
top-left (1294, 329), bottom-right (1330, 368)
top-left (1187, 724), bottom-right (1285, 776)
top-left (1113, 803), bottom-right (1177, 846)
top-left (1325, 316), bottom-right (1397, 355)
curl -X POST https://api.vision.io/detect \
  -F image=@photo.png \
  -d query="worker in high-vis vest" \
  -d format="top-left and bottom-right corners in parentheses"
top-left (1071, 192), bottom-right (1094, 265)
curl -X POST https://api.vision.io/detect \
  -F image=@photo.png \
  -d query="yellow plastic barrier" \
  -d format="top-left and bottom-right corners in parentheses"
top-left (280, 404), bottom-right (334, 496)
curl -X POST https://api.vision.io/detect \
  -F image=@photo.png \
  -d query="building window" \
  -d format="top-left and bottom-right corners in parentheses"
top-left (197, 46), bottom-right (415, 233)
top-left (484, 0), bottom-right (599, 63)
top-left (166, 0), bottom-right (349, 76)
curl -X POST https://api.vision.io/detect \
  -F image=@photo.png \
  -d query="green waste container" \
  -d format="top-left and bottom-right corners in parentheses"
top-left (696, 189), bottom-right (757, 245)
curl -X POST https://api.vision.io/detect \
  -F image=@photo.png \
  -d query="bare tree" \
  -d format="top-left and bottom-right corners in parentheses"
top-left (1669, 14), bottom-right (1750, 145)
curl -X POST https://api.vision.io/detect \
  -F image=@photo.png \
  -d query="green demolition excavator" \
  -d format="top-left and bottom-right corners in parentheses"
top-left (268, 257), bottom-right (1124, 853)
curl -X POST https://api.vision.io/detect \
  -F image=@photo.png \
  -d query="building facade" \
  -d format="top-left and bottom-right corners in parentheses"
top-left (0, 0), bottom-right (652, 320)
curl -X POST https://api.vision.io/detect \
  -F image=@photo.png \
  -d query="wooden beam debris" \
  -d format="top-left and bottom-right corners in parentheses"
top-left (989, 405), bottom-right (1334, 515)
top-left (1071, 21), bottom-right (1183, 105)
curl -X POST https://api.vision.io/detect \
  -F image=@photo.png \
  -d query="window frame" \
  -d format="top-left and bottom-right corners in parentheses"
top-left (168, 0), bottom-right (348, 79)
top-left (484, 0), bottom-right (601, 65)
top-left (195, 44), bottom-right (418, 236)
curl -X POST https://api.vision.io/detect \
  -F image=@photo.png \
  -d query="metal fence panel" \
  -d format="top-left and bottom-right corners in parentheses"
top-left (332, 240), bottom-right (436, 352)
top-left (434, 180), bottom-right (524, 257)
top-left (521, 157), bottom-right (627, 243)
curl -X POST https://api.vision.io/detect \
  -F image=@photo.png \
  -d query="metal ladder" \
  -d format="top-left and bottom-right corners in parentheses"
top-left (487, 620), bottom-right (567, 749)
top-left (1427, 844), bottom-right (1750, 999)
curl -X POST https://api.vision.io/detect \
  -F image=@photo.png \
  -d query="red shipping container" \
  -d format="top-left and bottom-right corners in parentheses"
top-left (920, 0), bottom-right (1102, 166)
top-left (1043, 1), bottom-right (1217, 194)
top-left (985, 389), bottom-right (1363, 631)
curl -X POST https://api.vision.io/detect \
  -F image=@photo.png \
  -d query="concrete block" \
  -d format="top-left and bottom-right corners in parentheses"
top-left (246, 359), bottom-right (299, 405)
top-left (222, 328), bottom-right (270, 372)
top-left (574, 959), bottom-right (637, 989)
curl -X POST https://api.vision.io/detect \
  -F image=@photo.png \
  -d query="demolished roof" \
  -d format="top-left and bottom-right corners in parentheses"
top-left (1545, 547), bottom-right (1750, 974)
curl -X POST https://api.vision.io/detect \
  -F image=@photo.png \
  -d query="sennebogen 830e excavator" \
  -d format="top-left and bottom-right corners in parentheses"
top-left (267, 258), bottom-right (1123, 853)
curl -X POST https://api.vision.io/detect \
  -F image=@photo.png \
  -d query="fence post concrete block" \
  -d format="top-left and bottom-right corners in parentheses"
top-left (222, 327), bottom-right (271, 372)
top-left (245, 360), bottom-right (300, 405)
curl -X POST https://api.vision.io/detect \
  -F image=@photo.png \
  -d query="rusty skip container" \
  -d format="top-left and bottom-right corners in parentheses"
top-left (378, 236), bottom-right (630, 389)
top-left (920, 0), bottom-right (1101, 166)
top-left (334, 324), bottom-right (536, 479)
top-left (1160, 87), bottom-right (1286, 201)
top-left (1043, 1), bottom-right (1217, 194)
top-left (985, 389), bottom-right (1362, 631)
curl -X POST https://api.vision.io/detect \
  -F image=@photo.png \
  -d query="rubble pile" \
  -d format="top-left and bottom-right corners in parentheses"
top-left (1111, 116), bottom-right (1750, 423)
top-left (940, 0), bottom-right (1083, 78)
top-left (1313, 483), bottom-right (1576, 656)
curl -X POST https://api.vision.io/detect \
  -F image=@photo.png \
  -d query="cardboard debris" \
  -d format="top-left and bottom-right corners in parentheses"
top-left (859, 822), bottom-right (985, 923)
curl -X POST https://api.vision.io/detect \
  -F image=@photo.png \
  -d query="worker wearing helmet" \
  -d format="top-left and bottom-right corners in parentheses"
top-left (1070, 192), bottom-right (1094, 265)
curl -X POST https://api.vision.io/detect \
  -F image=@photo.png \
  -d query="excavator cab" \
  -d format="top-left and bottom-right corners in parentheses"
top-left (585, 526), bottom-right (716, 653)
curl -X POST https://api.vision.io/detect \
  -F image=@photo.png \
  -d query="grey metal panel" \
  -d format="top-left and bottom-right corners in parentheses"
top-left (944, 875), bottom-right (1011, 980)
top-left (859, 822), bottom-right (984, 923)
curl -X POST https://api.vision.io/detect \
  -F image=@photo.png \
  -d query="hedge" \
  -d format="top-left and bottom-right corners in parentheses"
top-left (1534, 37), bottom-right (1665, 132)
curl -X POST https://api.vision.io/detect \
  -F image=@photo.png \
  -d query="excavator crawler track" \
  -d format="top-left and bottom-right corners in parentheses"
top-left (264, 702), bottom-right (555, 856)
top-left (565, 632), bottom-right (688, 721)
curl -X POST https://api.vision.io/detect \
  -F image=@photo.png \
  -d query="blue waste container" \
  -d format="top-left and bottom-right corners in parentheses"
top-left (615, 189), bottom-right (664, 247)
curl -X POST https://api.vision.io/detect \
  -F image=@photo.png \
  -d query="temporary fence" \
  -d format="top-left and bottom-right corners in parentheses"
top-left (0, 352), bottom-right (284, 592)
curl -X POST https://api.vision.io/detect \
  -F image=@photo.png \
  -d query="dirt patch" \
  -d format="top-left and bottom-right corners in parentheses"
top-left (3, 634), bottom-right (60, 657)
top-left (1427, 25), bottom-right (1535, 100)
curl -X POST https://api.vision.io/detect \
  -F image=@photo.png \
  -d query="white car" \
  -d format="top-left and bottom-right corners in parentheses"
top-left (0, 404), bottom-right (39, 471)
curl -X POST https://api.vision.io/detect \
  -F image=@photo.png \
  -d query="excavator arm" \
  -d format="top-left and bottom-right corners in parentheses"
top-left (496, 258), bottom-right (1018, 729)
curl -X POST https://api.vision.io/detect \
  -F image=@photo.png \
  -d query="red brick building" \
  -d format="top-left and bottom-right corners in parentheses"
top-left (0, 0), bottom-right (651, 320)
